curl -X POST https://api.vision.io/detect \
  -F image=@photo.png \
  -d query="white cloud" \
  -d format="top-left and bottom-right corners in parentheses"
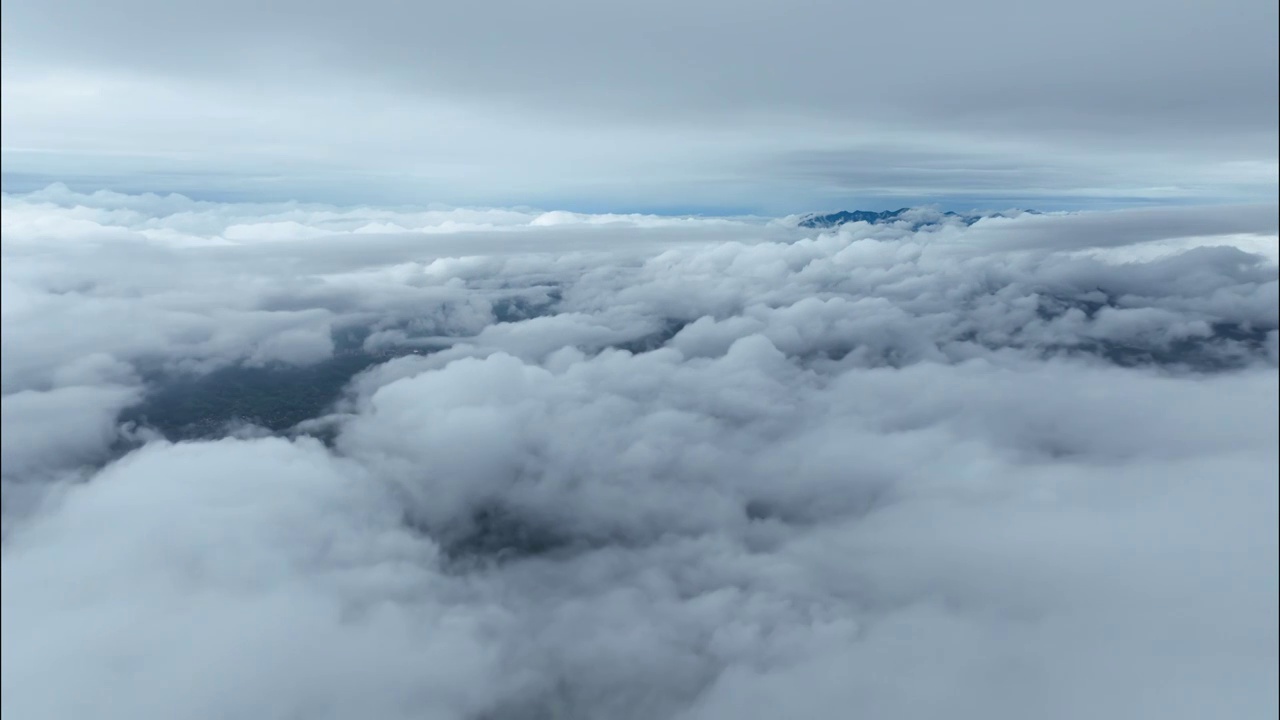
top-left (1, 384), bottom-right (141, 480)
top-left (1, 188), bottom-right (1277, 719)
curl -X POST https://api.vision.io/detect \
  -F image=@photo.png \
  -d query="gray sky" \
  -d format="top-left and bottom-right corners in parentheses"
top-left (2, 0), bottom-right (1277, 211)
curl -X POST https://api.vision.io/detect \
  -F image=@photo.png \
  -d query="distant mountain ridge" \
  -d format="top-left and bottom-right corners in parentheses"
top-left (796, 207), bottom-right (1033, 230)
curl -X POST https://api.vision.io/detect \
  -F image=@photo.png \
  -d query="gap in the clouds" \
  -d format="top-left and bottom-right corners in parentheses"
top-left (112, 311), bottom-right (694, 445)
top-left (411, 501), bottom-right (579, 570)
top-left (613, 318), bottom-right (693, 355)
top-left (118, 355), bottom-right (387, 441)
top-left (117, 323), bottom-right (413, 442)
top-left (112, 305), bottom-right (537, 443)
top-left (113, 309), bottom-right (1276, 446)
top-left (492, 290), bottom-right (565, 323)
top-left (1029, 294), bottom-right (1276, 372)
top-left (1066, 329), bottom-right (1273, 371)
top-left (116, 323), bottom-right (434, 443)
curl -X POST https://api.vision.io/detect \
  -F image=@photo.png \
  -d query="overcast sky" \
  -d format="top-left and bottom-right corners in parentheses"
top-left (2, 0), bottom-right (1276, 212)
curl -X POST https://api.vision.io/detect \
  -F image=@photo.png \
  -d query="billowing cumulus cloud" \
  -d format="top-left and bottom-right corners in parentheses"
top-left (2, 187), bottom-right (1276, 719)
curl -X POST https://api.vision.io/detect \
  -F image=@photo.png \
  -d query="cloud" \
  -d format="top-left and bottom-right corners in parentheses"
top-left (1, 188), bottom-right (1277, 719)
top-left (5, 0), bottom-right (1276, 133)
top-left (2, 0), bottom-right (1276, 209)
top-left (0, 384), bottom-right (141, 480)
top-left (959, 204), bottom-right (1280, 252)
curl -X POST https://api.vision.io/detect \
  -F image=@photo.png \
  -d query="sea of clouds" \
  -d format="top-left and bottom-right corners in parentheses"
top-left (2, 185), bottom-right (1278, 720)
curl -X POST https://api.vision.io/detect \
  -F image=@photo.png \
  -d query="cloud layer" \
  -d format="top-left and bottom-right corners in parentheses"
top-left (2, 188), bottom-right (1278, 719)
top-left (3, 0), bottom-right (1276, 208)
